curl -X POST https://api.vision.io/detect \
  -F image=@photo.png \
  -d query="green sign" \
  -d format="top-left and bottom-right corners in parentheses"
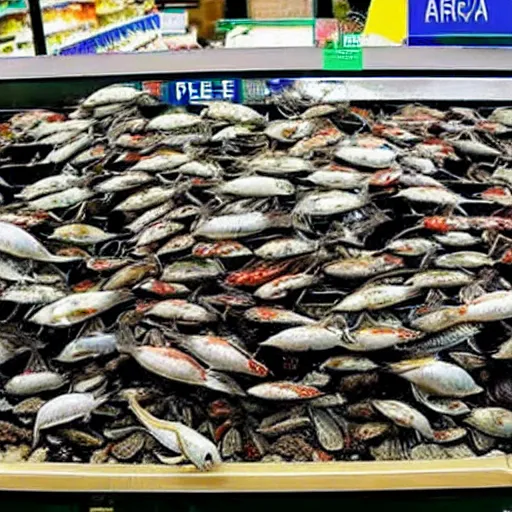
top-left (322, 48), bottom-right (362, 70)
top-left (322, 32), bottom-right (363, 71)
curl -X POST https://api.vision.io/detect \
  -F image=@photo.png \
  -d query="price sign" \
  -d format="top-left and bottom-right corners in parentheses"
top-left (408, 0), bottom-right (512, 45)
top-left (162, 79), bottom-right (241, 106)
top-left (322, 33), bottom-right (363, 71)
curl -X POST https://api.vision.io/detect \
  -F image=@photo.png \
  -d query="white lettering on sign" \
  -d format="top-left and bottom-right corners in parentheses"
top-left (175, 82), bottom-right (188, 101)
top-left (424, 0), bottom-right (489, 23)
top-left (200, 81), bottom-right (213, 100)
top-left (175, 80), bottom-right (236, 103)
top-left (221, 80), bottom-right (236, 100)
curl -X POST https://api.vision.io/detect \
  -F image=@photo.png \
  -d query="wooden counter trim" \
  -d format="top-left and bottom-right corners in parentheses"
top-left (0, 457), bottom-right (510, 492)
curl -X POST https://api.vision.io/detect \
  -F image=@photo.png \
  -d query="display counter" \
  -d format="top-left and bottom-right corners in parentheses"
top-left (1, 47), bottom-right (512, 494)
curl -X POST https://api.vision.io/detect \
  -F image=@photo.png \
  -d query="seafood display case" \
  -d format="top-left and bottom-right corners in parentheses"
top-left (2, 47), bottom-right (512, 493)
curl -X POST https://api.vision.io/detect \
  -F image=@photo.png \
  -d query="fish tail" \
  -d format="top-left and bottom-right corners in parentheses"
top-left (205, 371), bottom-right (246, 397)
top-left (115, 325), bottom-right (136, 355)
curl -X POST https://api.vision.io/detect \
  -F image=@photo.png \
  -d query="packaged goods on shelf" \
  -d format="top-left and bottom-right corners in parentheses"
top-left (247, 0), bottom-right (313, 19)
top-left (58, 12), bottom-right (160, 53)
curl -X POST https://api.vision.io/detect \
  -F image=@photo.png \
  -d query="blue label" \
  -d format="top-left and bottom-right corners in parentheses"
top-left (409, 0), bottom-right (512, 43)
top-left (165, 79), bottom-right (241, 105)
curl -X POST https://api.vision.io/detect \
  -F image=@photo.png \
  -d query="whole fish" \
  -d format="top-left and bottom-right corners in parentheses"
top-left (55, 333), bottom-right (117, 363)
top-left (33, 393), bottom-right (108, 447)
top-left (247, 382), bottom-right (323, 401)
top-left (0, 222), bottom-right (82, 263)
top-left (372, 399), bottom-right (434, 439)
top-left (28, 187), bottom-right (95, 211)
top-left (334, 285), bottom-right (422, 312)
top-left (195, 212), bottom-right (289, 240)
top-left (388, 358), bottom-right (483, 397)
top-left (48, 224), bottom-right (116, 245)
top-left (29, 290), bottom-right (133, 327)
top-left (117, 328), bottom-right (243, 395)
top-left (217, 176), bottom-right (295, 197)
top-left (173, 334), bottom-right (268, 377)
top-left (126, 392), bottom-right (221, 471)
top-left (0, 284), bottom-right (65, 304)
top-left (5, 371), bottom-right (67, 396)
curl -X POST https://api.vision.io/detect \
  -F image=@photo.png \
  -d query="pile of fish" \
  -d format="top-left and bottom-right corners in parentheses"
top-left (1, 85), bottom-right (512, 469)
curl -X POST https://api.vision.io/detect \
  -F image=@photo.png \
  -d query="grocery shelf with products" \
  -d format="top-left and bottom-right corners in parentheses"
top-left (0, 0), bottom-right (379, 57)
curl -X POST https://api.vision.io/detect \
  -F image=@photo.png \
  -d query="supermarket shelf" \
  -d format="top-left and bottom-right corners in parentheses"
top-left (3, 47), bottom-right (512, 80)
top-left (0, 458), bottom-right (510, 492)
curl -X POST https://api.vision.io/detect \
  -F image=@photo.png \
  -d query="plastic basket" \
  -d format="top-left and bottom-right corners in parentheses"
top-left (247, 0), bottom-right (313, 19)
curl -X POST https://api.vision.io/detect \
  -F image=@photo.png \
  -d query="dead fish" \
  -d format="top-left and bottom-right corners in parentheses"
top-left (173, 333), bottom-right (269, 377)
top-left (146, 113), bottom-right (201, 132)
top-left (344, 325), bottom-right (423, 351)
top-left (352, 422), bottom-right (391, 442)
top-left (27, 187), bottom-right (95, 211)
top-left (388, 358), bottom-right (483, 397)
top-left (464, 408), bottom-right (512, 438)
top-left (203, 102), bottom-right (266, 127)
top-left (257, 417), bottom-right (312, 437)
top-left (0, 284), bottom-right (65, 304)
top-left (162, 259), bottom-right (224, 283)
top-left (82, 86), bottom-right (144, 108)
top-left (49, 224), bottom-right (116, 245)
top-left (405, 270), bottom-right (474, 289)
top-left (334, 285), bottom-right (422, 312)
top-left (245, 307), bottom-right (316, 326)
top-left (146, 299), bottom-right (216, 324)
top-left (254, 273), bottom-right (318, 300)
top-left (5, 371), bottom-right (67, 396)
top-left (195, 212), bottom-right (290, 240)
top-left (112, 431), bottom-right (146, 461)
top-left (451, 139), bottom-right (501, 158)
top-left (372, 399), bottom-right (434, 439)
top-left (324, 254), bottom-right (404, 279)
top-left (335, 146), bottom-right (396, 169)
top-left (16, 174), bottom-right (83, 201)
top-left (309, 408), bottom-right (344, 451)
top-left (247, 382), bottom-right (324, 401)
top-left (320, 356), bottom-right (379, 372)
top-left (103, 259), bottom-right (159, 291)
top-left (33, 392), bottom-right (108, 447)
top-left (435, 251), bottom-right (494, 269)
top-left (29, 290), bottom-right (133, 327)
top-left (449, 351), bottom-right (487, 370)
top-left (55, 333), bottom-right (117, 363)
top-left (260, 325), bottom-right (343, 352)
top-left (0, 222), bottom-right (82, 263)
top-left (265, 120), bottom-right (315, 143)
top-left (125, 391), bottom-right (221, 471)
top-left (95, 172), bottom-right (155, 193)
top-left (248, 156), bottom-right (314, 176)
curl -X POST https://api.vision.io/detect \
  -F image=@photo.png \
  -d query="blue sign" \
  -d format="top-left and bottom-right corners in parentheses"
top-left (408, 0), bottom-right (512, 45)
top-left (163, 79), bottom-right (241, 106)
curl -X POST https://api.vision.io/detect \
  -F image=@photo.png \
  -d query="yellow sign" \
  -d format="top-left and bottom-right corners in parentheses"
top-left (363, 0), bottom-right (406, 45)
